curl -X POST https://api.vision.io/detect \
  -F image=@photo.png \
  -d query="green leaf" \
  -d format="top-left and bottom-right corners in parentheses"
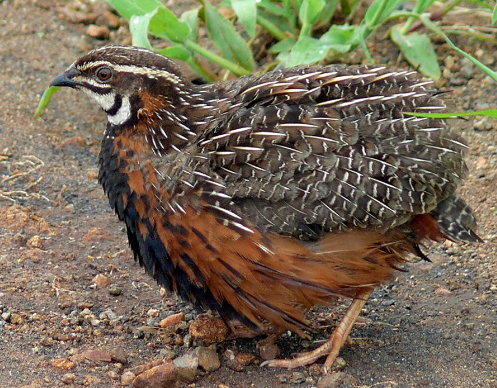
top-left (269, 37), bottom-right (297, 54)
top-left (299, 0), bottom-right (325, 24)
top-left (105, 0), bottom-right (162, 19)
top-left (201, 1), bottom-right (254, 71)
top-left (149, 7), bottom-right (190, 42)
top-left (231, 0), bottom-right (258, 38)
top-left (364, 0), bottom-right (402, 27)
top-left (34, 86), bottom-right (60, 118)
top-left (278, 36), bottom-right (330, 66)
top-left (129, 8), bottom-right (157, 49)
top-left (157, 45), bottom-right (193, 61)
top-left (257, 10), bottom-right (296, 40)
top-left (106, 0), bottom-right (190, 43)
top-left (409, 0), bottom-right (436, 14)
top-left (316, 0), bottom-right (339, 26)
top-left (493, 4), bottom-right (497, 24)
top-left (181, 7), bottom-right (200, 41)
top-left (277, 24), bottom-right (356, 66)
top-left (391, 29), bottom-right (441, 79)
top-left (258, 0), bottom-right (294, 18)
top-left (320, 24), bottom-right (356, 52)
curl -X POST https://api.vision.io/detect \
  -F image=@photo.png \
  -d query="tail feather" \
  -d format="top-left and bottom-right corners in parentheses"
top-left (430, 196), bottom-right (482, 243)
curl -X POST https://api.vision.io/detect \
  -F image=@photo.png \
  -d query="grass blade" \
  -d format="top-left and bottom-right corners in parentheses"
top-left (405, 109), bottom-right (497, 119)
top-left (34, 86), bottom-right (60, 118)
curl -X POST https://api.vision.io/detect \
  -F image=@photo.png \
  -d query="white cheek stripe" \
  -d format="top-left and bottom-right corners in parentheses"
top-left (108, 95), bottom-right (131, 126)
top-left (90, 91), bottom-right (116, 111)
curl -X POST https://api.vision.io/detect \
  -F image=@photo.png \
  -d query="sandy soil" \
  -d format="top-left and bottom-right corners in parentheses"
top-left (1, 1), bottom-right (497, 387)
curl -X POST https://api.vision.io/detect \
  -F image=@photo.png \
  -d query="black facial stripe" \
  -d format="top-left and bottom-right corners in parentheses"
top-left (105, 93), bottom-right (122, 116)
top-left (80, 82), bottom-right (112, 95)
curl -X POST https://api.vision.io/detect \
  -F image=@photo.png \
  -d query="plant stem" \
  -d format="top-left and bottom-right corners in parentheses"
top-left (256, 14), bottom-right (290, 41)
top-left (185, 40), bottom-right (251, 76)
top-left (368, 0), bottom-right (389, 27)
top-left (405, 0), bottom-right (465, 34)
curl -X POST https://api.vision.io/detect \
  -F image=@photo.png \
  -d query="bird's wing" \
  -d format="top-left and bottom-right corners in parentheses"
top-left (198, 66), bottom-right (468, 238)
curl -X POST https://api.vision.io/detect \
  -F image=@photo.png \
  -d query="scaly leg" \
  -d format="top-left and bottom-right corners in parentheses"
top-left (261, 289), bottom-right (373, 373)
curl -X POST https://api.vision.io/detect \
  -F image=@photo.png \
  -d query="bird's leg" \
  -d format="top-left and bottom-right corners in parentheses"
top-left (261, 289), bottom-right (373, 373)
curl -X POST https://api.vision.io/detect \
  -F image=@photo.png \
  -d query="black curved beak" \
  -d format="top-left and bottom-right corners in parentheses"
top-left (50, 67), bottom-right (81, 88)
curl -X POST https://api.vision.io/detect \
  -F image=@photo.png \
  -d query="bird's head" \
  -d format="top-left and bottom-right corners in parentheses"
top-left (50, 45), bottom-right (191, 129)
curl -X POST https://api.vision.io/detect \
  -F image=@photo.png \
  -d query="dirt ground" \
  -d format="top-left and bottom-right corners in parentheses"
top-left (1, 1), bottom-right (497, 387)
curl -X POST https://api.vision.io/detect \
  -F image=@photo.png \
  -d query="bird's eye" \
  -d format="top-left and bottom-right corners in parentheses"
top-left (95, 67), bottom-right (113, 82)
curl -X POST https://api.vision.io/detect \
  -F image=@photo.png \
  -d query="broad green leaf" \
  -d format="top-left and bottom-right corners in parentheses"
top-left (391, 29), bottom-right (441, 79)
top-left (34, 86), bottom-right (60, 118)
top-left (320, 24), bottom-right (356, 52)
top-left (181, 7), bottom-right (200, 41)
top-left (493, 4), bottom-right (497, 24)
top-left (269, 37), bottom-right (297, 54)
top-left (201, 1), bottom-right (254, 71)
top-left (278, 36), bottom-right (330, 66)
top-left (130, 8), bottom-right (157, 49)
top-left (299, 0), bottom-right (325, 24)
top-left (105, 0), bottom-right (162, 19)
top-left (106, 0), bottom-right (190, 42)
top-left (157, 45), bottom-right (193, 61)
top-left (149, 7), bottom-right (190, 42)
top-left (231, 0), bottom-right (258, 38)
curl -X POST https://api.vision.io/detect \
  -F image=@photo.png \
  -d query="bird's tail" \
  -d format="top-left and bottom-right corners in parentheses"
top-left (430, 196), bottom-right (482, 243)
top-left (407, 195), bottom-right (482, 244)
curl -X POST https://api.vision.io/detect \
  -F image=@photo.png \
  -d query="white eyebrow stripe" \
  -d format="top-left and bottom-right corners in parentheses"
top-left (77, 62), bottom-right (184, 84)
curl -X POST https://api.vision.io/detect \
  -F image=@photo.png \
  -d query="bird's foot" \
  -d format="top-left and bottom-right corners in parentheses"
top-left (261, 289), bottom-right (373, 373)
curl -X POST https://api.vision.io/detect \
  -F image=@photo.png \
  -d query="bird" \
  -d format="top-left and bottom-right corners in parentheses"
top-left (49, 45), bottom-right (481, 372)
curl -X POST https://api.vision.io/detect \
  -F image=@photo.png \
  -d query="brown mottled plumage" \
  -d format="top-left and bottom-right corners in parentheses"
top-left (49, 45), bottom-right (481, 372)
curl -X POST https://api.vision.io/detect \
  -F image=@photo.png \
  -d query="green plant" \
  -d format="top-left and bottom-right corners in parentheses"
top-left (104, 0), bottom-right (496, 80)
top-left (35, 0), bottom-right (497, 119)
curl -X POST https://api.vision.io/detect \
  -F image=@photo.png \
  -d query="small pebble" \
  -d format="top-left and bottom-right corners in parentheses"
top-left (52, 358), bottom-right (75, 370)
top-left (235, 352), bottom-right (255, 366)
top-left (61, 373), bottom-right (76, 385)
top-left (189, 315), bottom-right (229, 344)
top-left (2, 312), bottom-right (11, 322)
top-left (173, 352), bottom-right (198, 382)
top-left (109, 284), bottom-right (122, 295)
top-left (95, 11), bottom-right (120, 29)
top-left (291, 371), bottom-right (306, 384)
top-left (83, 375), bottom-right (101, 385)
top-left (27, 235), bottom-right (44, 249)
top-left (259, 342), bottom-right (280, 360)
top-left (318, 371), bottom-right (357, 388)
top-left (93, 274), bottom-right (110, 288)
top-left (196, 346), bottom-right (221, 372)
top-left (86, 24), bottom-right (110, 39)
top-left (132, 362), bottom-right (178, 388)
top-left (159, 312), bottom-right (185, 328)
top-left (121, 371), bottom-right (136, 385)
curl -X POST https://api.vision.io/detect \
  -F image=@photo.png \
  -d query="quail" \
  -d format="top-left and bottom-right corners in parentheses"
top-left (49, 45), bottom-right (481, 372)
